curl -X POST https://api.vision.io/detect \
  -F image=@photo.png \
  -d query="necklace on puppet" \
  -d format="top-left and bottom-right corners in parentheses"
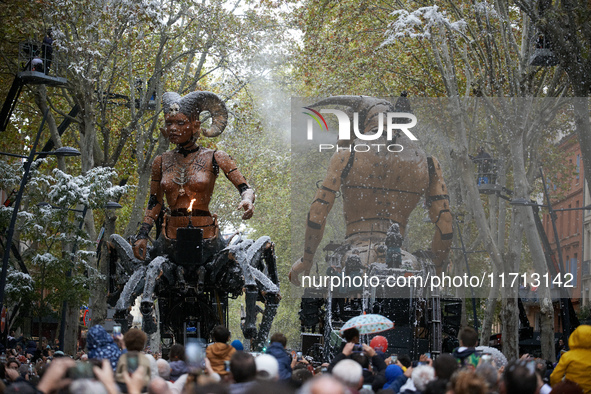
top-left (172, 145), bottom-right (201, 196)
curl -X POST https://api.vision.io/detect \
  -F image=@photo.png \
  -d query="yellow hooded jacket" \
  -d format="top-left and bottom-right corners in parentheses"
top-left (550, 325), bottom-right (591, 393)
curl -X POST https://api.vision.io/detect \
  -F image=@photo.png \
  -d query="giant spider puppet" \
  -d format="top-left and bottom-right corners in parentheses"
top-left (290, 95), bottom-right (453, 332)
top-left (108, 91), bottom-right (280, 349)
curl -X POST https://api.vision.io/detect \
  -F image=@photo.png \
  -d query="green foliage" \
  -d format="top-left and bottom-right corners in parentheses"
top-left (0, 160), bottom-right (128, 322)
top-left (578, 304), bottom-right (591, 323)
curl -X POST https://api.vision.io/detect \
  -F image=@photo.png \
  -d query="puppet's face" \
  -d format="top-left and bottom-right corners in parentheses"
top-left (163, 112), bottom-right (201, 145)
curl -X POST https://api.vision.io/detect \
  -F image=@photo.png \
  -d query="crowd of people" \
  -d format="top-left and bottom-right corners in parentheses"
top-left (0, 324), bottom-right (590, 394)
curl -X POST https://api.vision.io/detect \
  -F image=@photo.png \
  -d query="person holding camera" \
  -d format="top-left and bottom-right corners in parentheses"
top-left (327, 327), bottom-right (387, 386)
top-left (115, 329), bottom-right (152, 392)
top-left (327, 328), bottom-right (359, 373)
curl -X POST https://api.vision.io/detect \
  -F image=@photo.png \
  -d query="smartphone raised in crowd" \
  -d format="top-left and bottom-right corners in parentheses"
top-left (186, 338), bottom-right (206, 368)
top-left (127, 351), bottom-right (139, 373)
top-left (67, 362), bottom-right (95, 380)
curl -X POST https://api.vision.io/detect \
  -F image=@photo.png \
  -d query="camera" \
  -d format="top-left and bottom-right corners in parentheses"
top-left (352, 344), bottom-right (363, 352)
top-left (112, 325), bottom-right (121, 335)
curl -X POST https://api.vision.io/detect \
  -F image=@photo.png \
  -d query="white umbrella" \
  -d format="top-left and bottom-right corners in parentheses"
top-left (340, 314), bottom-right (395, 335)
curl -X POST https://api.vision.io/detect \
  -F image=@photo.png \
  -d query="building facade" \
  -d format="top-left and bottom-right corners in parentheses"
top-left (542, 133), bottom-right (584, 309)
top-left (582, 180), bottom-right (591, 308)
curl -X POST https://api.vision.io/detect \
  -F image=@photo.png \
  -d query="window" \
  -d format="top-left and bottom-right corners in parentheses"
top-left (576, 201), bottom-right (580, 233)
top-left (561, 213), bottom-right (565, 238)
top-left (572, 255), bottom-right (578, 287)
top-left (577, 154), bottom-right (581, 181)
top-left (568, 204), bottom-right (572, 235)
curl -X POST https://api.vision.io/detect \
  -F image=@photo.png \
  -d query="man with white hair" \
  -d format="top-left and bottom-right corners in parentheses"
top-left (156, 358), bottom-right (175, 391)
top-left (157, 358), bottom-right (172, 381)
top-left (400, 365), bottom-right (435, 394)
top-left (255, 354), bottom-right (279, 381)
top-left (332, 359), bottom-right (363, 392)
top-left (148, 377), bottom-right (172, 394)
top-left (300, 375), bottom-right (346, 394)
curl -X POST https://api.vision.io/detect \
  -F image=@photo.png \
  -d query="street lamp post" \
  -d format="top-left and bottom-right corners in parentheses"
top-left (510, 168), bottom-right (590, 343)
top-left (0, 110), bottom-right (80, 324)
top-left (453, 216), bottom-right (480, 332)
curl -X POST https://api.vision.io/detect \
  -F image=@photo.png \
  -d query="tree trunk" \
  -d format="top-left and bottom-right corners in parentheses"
top-left (33, 86), bottom-right (66, 171)
top-left (480, 276), bottom-right (499, 345)
top-left (90, 210), bottom-right (119, 326)
top-left (63, 302), bottom-right (79, 355)
top-left (501, 293), bottom-right (519, 360)
top-left (519, 205), bottom-right (556, 361)
top-left (124, 165), bottom-right (152, 238)
top-left (508, 107), bottom-right (556, 361)
top-left (502, 162), bottom-right (526, 361)
top-left (539, 297), bottom-right (556, 362)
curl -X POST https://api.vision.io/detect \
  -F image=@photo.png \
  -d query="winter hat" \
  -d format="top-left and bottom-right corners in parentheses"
top-left (384, 365), bottom-right (404, 389)
top-left (231, 340), bottom-right (244, 351)
top-left (255, 354), bottom-right (279, 381)
top-left (86, 325), bottom-right (121, 371)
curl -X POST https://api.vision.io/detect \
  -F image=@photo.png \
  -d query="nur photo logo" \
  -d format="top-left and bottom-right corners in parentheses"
top-left (302, 107), bottom-right (418, 152)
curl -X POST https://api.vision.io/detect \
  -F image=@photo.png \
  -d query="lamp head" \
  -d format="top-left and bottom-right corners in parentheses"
top-left (510, 198), bottom-right (536, 207)
top-left (52, 147), bottom-right (81, 157)
top-left (104, 201), bottom-right (122, 210)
